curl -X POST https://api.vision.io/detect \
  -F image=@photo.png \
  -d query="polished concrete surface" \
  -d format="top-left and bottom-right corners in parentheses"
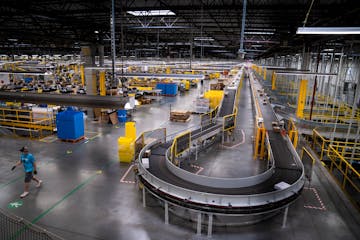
top-left (0, 82), bottom-right (359, 240)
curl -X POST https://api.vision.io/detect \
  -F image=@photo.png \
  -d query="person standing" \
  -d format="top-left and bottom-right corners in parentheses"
top-left (11, 146), bottom-right (42, 198)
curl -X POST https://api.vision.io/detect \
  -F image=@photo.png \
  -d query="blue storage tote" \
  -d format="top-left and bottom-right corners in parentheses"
top-left (165, 83), bottom-right (178, 95)
top-left (56, 108), bottom-right (84, 140)
top-left (155, 83), bottom-right (165, 94)
top-left (117, 109), bottom-right (127, 122)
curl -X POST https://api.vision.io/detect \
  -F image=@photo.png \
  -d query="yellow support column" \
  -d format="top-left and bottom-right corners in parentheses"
top-left (296, 79), bottom-right (308, 118)
top-left (80, 65), bottom-right (85, 86)
top-left (74, 64), bottom-right (78, 74)
top-left (271, 72), bottom-right (276, 90)
top-left (263, 68), bottom-right (267, 80)
top-left (99, 71), bottom-right (106, 96)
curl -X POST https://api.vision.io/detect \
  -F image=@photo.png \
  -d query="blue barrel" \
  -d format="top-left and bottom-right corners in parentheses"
top-left (117, 109), bottom-right (127, 122)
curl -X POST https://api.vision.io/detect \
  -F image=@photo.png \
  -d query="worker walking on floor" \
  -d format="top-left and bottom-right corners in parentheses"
top-left (11, 146), bottom-right (42, 198)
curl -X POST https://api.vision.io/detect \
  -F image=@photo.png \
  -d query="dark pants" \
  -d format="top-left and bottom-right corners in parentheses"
top-left (24, 172), bottom-right (33, 183)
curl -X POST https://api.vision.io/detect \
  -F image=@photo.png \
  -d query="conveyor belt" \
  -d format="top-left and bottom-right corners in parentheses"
top-left (218, 89), bottom-right (236, 117)
top-left (139, 71), bottom-right (304, 213)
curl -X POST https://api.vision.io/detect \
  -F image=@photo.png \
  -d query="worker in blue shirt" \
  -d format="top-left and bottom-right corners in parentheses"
top-left (11, 146), bottom-right (42, 198)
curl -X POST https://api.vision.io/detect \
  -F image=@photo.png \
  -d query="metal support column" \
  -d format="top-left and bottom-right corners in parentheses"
top-left (110, 0), bottom-right (116, 88)
top-left (164, 201), bottom-right (169, 225)
top-left (282, 205), bottom-right (289, 228)
top-left (238, 0), bottom-right (247, 57)
top-left (331, 53), bottom-right (344, 142)
top-left (142, 187), bottom-right (146, 208)
top-left (207, 214), bottom-right (213, 237)
top-left (98, 45), bottom-right (104, 67)
top-left (196, 212), bottom-right (202, 235)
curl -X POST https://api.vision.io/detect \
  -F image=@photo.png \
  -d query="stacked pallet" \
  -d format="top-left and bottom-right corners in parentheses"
top-left (170, 111), bottom-right (191, 122)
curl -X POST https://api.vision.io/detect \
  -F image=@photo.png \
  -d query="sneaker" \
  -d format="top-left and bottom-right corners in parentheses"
top-left (20, 191), bottom-right (29, 198)
top-left (36, 180), bottom-right (42, 188)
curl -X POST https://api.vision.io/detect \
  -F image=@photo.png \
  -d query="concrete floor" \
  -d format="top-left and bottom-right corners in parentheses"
top-left (0, 81), bottom-right (359, 240)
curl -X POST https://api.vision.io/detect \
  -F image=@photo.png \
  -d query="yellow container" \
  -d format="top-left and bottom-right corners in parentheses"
top-left (118, 137), bottom-right (135, 163)
top-left (204, 90), bottom-right (224, 109)
top-left (125, 122), bottom-right (136, 140)
top-left (181, 80), bottom-right (190, 90)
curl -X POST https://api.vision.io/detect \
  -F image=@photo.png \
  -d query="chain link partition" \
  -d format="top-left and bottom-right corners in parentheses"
top-left (0, 208), bottom-right (64, 240)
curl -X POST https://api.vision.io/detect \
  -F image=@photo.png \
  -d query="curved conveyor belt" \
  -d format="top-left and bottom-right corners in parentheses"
top-left (138, 70), bottom-right (305, 214)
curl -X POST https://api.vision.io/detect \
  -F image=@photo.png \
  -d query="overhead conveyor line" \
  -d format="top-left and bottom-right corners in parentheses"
top-left (136, 66), bottom-right (304, 215)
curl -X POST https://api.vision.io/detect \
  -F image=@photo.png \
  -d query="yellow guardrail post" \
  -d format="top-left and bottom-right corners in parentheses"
top-left (260, 128), bottom-right (266, 159)
top-left (263, 68), bottom-right (267, 80)
top-left (271, 72), bottom-right (276, 90)
top-left (80, 65), bottom-right (85, 86)
top-left (99, 71), bottom-right (106, 96)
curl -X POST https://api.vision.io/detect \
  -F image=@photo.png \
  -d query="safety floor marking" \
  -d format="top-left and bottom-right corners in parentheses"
top-left (191, 164), bottom-right (204, 175)
top-left (120, 164), bottom-right (135, 184)
top-left (303, 187), bottom-right (326, 211)
top-left (220, 129), bottom-right (246, 149)
top-left (8, 171), bottom-right (101, 240)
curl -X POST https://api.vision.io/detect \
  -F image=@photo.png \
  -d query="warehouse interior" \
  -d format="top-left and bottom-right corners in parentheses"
top-left (0, 0), bottom-right (359, 239)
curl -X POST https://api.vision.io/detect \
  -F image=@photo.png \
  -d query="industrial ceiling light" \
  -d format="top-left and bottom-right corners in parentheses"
top-left (127, 10), bottom-right (175, 16)
top-left (194, 37), bottom-right (214, 41)
top-left (94, 30), bottom-right (99, 34)
top-left (296, 27), bottom-right (360, 34)
top-left (245, 32), bottom-right (274, 35)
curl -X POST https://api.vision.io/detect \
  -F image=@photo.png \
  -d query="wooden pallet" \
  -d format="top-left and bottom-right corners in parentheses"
top-left (60, 136), bottom-right (85, 143)
top-left (170, 117), bottom-right (191, 123)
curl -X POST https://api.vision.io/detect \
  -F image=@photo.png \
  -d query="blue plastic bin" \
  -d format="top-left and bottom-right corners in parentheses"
top-left (117, 109), bottom-right (127, 122)
top-left (56, 108), bottom-right (84, 140)
top-left (165, 83), bottom-right (178, 95)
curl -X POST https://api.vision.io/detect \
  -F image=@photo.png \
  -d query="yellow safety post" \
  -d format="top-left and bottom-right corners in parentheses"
top-left (259, 128), bottom-right (266, 159)
top-left (99, 71), bottom-right (106, 96)
top-left (263, 68), bottom-right (267, 80)
top-left (254, 125), bottom-right (263, 159)
top-left (296, 79), bottom-right (308, 118)
top-left (80, 65), bottom-right (85, 86)
top-left (74, 64), bottom-right (78, 74)
top-left (293, 131), bottom-right (298, 148)
top-left (271, 72), bottom-right (276, 90)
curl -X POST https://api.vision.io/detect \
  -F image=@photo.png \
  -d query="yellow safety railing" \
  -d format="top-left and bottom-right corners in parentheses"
top-left (327, 145), bottom-right (360, 209)
top-left (249, 68), bottom-right (266, 159)
top-left (0, 108), bottom-right (55, 138)
top-left (311, 129), bottom-right (360, 162)
top-left (223, 107), bottom-right (237, 132)
top-left (170, 131), bottom-right (191, 166)
top-left (200, 105), bottom-right (219, 125)
top-left (288, 118), bottom-right (298, 148)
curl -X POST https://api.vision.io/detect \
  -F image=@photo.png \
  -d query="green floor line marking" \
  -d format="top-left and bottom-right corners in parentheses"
top-left (31, 173), bottom-right (99, 224)
top-left (0, 175), bottom-right (23, 190)
top-left (8, 172), bottom-right (100, 240)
